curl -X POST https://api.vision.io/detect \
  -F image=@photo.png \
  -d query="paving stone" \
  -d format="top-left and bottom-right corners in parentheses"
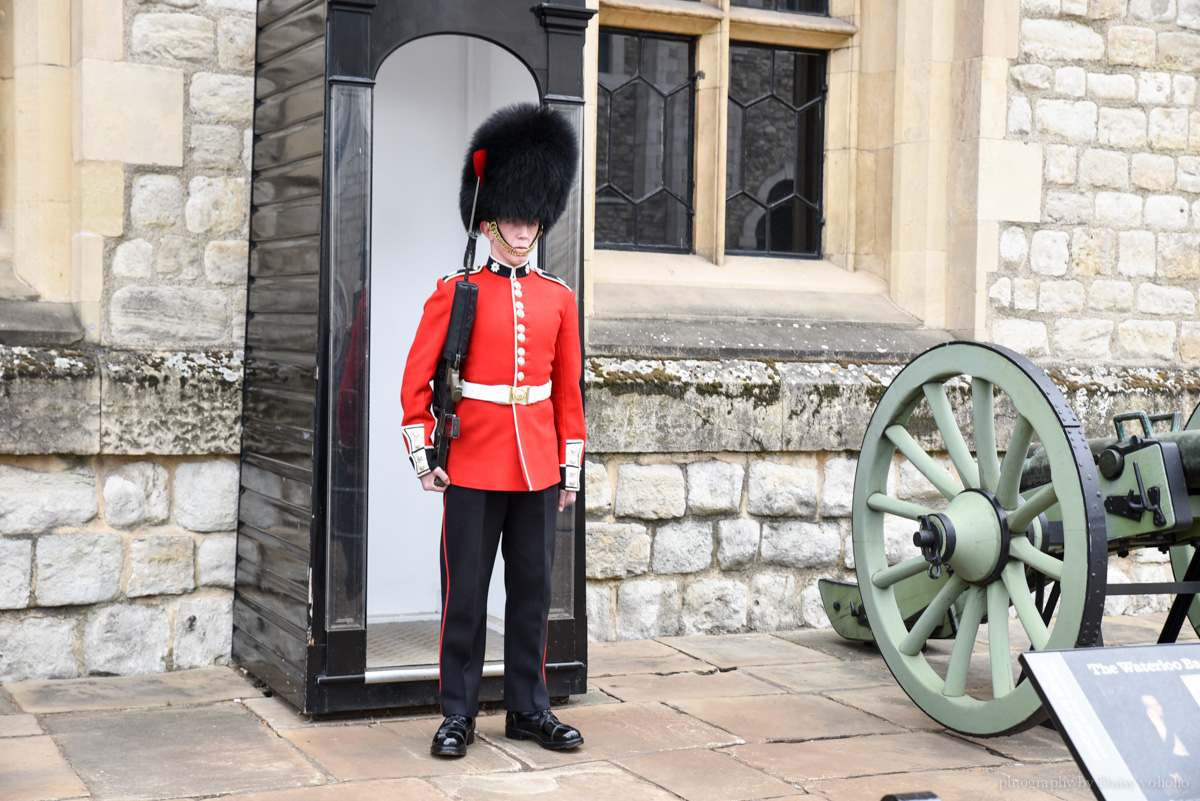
top-left (240, 693), bottom-right (311, 732)
top-left (2, 735), bottom-right (89, 801)
top-left (741, 660), bottom-right (894, 693)
top-left (616, 749), bottom-right (800, 801)
top-left (658, 632), bottom-right (836, 669)
top-left (675, 693), bottom-right (900, 744)
top-left (6, 666), bottom-right (253, 714)
top-left (773, 627), bottom-right (883, 661)
top-left (228, 780), bottom-right (452, 801)
top-left (285, 716), bottom-right (519, 780)
top-left (0, 714), bottom-right (42, 737)
top-left (592, 668), bottom-right (785, 704)
top-left (46, 704), bottom-right (324, 800)
top-left (823, 684), bottom-right (944, 731)
top-left (955, 723), bottom-right (1073, 763)
top-left (807, 765), bottom-right (1065, 801)
top-left (588, 639), bottom-right (713, 677)
top-left (431, 762), bottom-right (677, 801)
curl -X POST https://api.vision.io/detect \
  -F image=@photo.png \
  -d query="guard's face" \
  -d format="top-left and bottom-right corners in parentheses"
top-left (481, 219), bottom-right (540, 266)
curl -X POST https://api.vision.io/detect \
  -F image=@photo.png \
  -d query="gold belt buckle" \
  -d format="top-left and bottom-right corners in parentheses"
top-left (510, 386), bottom-right (529, 405)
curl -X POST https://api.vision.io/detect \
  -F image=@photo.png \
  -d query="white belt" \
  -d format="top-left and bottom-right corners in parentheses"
top-left (461, 380), bottom-right (552, 406)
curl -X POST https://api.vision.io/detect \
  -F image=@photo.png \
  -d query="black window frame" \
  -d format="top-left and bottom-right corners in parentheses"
top-left (729, 0), bottom-right (830, 15)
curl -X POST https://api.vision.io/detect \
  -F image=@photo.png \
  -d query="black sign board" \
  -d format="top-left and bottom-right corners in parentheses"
top-left (1021, 644), bottom-right (1200, 801)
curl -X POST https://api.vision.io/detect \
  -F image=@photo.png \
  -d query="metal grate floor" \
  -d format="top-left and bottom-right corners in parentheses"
top-left (366, 619), bottom-right (505, 670)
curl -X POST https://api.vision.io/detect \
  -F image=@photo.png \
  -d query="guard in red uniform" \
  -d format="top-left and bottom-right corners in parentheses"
top-left (400, 104), bottom-right (586, 757)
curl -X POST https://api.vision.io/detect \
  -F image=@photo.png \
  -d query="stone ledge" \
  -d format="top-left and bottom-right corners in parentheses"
top-left (0, 301), bottom-right (83, 346)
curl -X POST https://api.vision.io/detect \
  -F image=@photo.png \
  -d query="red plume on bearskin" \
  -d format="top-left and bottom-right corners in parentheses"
top-left (458, 103), bottom-right (578, 233)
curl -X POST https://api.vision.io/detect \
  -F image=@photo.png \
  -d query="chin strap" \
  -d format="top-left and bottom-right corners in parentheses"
top-left (487, 220), bottom-right (542, 258)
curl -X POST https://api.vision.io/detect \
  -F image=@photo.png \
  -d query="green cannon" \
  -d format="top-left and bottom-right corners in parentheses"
top-left (819, 341), bottom-right (1200, 737)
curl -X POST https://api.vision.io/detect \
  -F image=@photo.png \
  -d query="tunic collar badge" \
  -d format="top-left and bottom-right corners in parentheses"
top-left (485, 258), bottom-right (531, 279)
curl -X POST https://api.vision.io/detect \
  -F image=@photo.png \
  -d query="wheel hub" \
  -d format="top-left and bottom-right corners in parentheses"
top-left (917, 489), bottom-right (1010, 584)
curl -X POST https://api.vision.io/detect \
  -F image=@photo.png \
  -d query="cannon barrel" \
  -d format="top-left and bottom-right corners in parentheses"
top-left (1022, 430), bottom-right (1200, 492)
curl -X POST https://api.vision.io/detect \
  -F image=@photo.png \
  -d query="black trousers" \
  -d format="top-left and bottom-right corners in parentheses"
top-left (438, 484), bottom-right (557, 717)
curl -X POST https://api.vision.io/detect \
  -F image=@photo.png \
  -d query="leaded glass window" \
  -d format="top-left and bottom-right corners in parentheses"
top-left (726, 43), bottom-right (826, 257)
top-left (729, 0), bottom-right (829, 14)
top-left (596, 28), bottom-right (695, 252)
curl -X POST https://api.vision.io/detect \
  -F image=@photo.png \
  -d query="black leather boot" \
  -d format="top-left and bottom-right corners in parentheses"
top-left (430, 714), bottom-right (475, 757)
top-left (505, 709), bottom-right (583, 750)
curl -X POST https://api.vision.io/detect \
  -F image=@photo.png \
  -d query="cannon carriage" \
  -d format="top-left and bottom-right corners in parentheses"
top-left (819, 341), bottom-right (1200, 737)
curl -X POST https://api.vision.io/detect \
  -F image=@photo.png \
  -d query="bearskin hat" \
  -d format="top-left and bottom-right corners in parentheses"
top-left (459, 103), bottom-right (579, 233)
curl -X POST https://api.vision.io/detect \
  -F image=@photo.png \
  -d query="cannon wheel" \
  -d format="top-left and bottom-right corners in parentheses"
top-left (1168, 403), bottom-right (1200, 637)
top-left (853, 342), bottom-right (1107, 737)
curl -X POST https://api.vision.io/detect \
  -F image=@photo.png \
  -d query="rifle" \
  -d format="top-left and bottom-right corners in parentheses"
top-left (430, 280), bottom-right (478, 486)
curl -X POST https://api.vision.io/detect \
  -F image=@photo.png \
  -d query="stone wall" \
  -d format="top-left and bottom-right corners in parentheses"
top-left (992, 0), bottom-right (1200, 363)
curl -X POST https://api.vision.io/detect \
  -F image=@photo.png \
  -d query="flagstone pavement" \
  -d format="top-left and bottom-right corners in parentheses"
top-left (3, 612), bottom-right (1195, 801)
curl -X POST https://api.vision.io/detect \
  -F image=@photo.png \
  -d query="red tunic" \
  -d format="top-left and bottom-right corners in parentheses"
top-left (400, 261), bottom-right (585, 492)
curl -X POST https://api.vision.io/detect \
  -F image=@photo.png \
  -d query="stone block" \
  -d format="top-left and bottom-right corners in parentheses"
top-left (686, 461), bottom-right (743, 515)
top-left (1130, 0), bottom-right (1176, 19)
top-left (1139, 71), bottom-right (1172, 104)
top-left (1174, 75), bottom-right (1197, 105)
top-left (207, 0), bottom-right (256, 10)
top-left (999, 226), bottom-right (1029, 267)
top-left (131, 13), bottom-right (214, 62)
top-left (800, 583), bottom-right (832, 628)
top-left (113, 239), bottom-right (153, 279)
top-left (1038, 280), bottom-right (1086, 313)
top-left (1007, 97), bottom-right (1032, 136)
top-left (1182, 0), bottom-right (1200, 28)
top-left (652, 521), bottom-right (713, 574)
top-left (1045, 191), bottom-right (1094, 224)
top-left (1034, 99), bottom-right (1097, 141)
top-left (1181, 322), bottom-right (1200, 361)
top-left (190, 73), bottom-right (254, 123)
top-left (614, 464), bottom-right (685, 520)
top-left (682, 578), bottom-right (747, 636)
top-left (586, 522), bottom-right (650, 579)
top-left (1089, 279), bottom-right (1135, 311)
top-left (128, 536), bottom-right (195, 597)
top-left (1013, 278), bottom-right (1038, 310)
top-left (197, 535), bottom-right (236, 588)
top-left (190, 125), bottom-right (243, 168)
top-left (898, 457), bottom-right (952, 503)
top-left (35, 533), bottom-right (122, 606)
top-left (1149, 107), bottom-right (1189, 149)
top-left (1190, 112), bottom-right (1200, 151)
top-left (1118, 229), bottom-right (1156, 275)
top-left (0, 616), bottom-right (77, 681)
top-left (217, 17), bottom-right (255, 72)
top-left (103, 462), bottom-right (169, 528)
top-left (1105, 567), bottom-right (1134, 616)
top-left (83, 605), bottom-right (170, 675)
top-left (176, 461), bottom-right (240, 532)
top-left (186, 176), bottom-right (247, 234)
top-left (1021, 19), bottom-right (1105, 61)
top-left (989, 277), bottom-right (1012, 307)
top-left (1117, 320), bottom-right (1176, 359)
top-left (131, 174), bottom-right (183, 229)
top-left (1109, 26), bottom-right (1156, 67)
top-left (1030, 230), bottom-right (1070, 275)
top-left (1158, 31), bottom-right (1200, 71)
top-left (78, 161), bottom-right (126, 237)
top-left (1055, 67), bottom-right (1086, 98)
top-left (760, 521), bottom-right (840, 568)
top-left (992, 319), bottom-right (1049, 357)
top-left (747, 461), bottom-right (818, 517)
top-left (100, 351), bottom-right (243, 454)
top-left (1045, 145), bottom-right (1077, 185)
top-left (0, 348), bottom-right (101, 455)
top-left (820, 457), bottom-right (856, 518)
top-left (586, 584), bottom-right (614, 643)
top-left (1136, 283), bottom-right (1197, 315)
top-left (584, 460), bottom-right (612, 515)
top-left (1088, 72), bottom-right (1137, 101)
top-left (1098, 107), bottom-right (1147, 148)
top-left (1131, 153), bottom-right (1176, 190)
top-left (716, 519), bottom-right (760, 569)
top-left (748, 573), bottom-right (799, 631)
top-left (174, 595), bottom-right (233, 668)
top-left (110, 286), bottom-right (228, 344)
top-left (1095, 192), bottom-right (1143, 228)
top-left (0, 466), bottom-right (98, 535)
top-left (155, 235), bottom-right (201, 277)
top-left (1072, 227), bottom-right (1116, 275)
top-left (1054, 319), bottom-right (1115, 360)
top-left (1011, 64), bottom-right (1052, 90)
top-left (1079, 149), bottom-right (1129, 189)
top-left (204, 240), bottom-right (249, 285)
top-left (1022, 0), bottom-right (1061, 15)
top-left (616, 579), bottom-right (681, 640)
top-left (1157, 232), bottom-right (1200, 277)
top-left (1143, 195), bottom-right (1189, 230)
top-left (77, 59), bottom-right (184, 167)
top-left (0, 539), bottom-right (33, 609)
top-left (1178, 156), bottom-right (1200, 191)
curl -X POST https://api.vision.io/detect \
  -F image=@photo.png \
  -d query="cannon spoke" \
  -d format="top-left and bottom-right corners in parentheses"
top-left (1010, 535), bottom-right (1064, 582)
top-left (899, 574), bottom-right (968, 656)
top-left (885, 424), bottom-right (963, 500)
top-left (923, 382), bottom-right (981, 489)
top-left (987, 581), bottom-right (1016, 698)
top-left (944, 585), bottom-right (986, 697)
top-left (1008, 484), bottom-right (1057, 534)
top-left (866, 492), bottom-right (936, 521)
top-left (972, 378), bottom-right (1001, 493)
top-left (871, 556), bottom-right (933, 589)
top-left (1003, 561), bottom-right (1050, 651)
top-left (997, 414), bottom-right (1034, 510)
